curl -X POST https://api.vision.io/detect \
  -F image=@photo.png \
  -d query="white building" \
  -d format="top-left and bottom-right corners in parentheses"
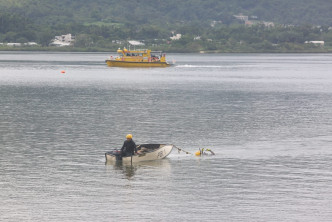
top-left (6, 43), bottom-right (22, 46)
top-left (305, 41), bottom-right (325, 46)
top-left (24, 42), bottom-right (38, 46)
top-left (128, 40), bottom-right (145, 46)
top-left (1, 42), bottom-right (39, 47)
top-left (210, 20), bottom-right (222, 27)
top-left (234, 14), bottom-right (249, 22)
top-left (170, 34), bottom-right (182, 40)
top-left (50, 34), bottom-right (75, 47)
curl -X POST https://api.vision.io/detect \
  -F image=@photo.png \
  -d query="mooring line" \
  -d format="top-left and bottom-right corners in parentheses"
top-left (173, 145), bottom-right (192, 155)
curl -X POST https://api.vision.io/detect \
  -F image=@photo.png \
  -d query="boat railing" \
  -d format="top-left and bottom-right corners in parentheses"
top-left (132, 49), bottom-right (148, 52)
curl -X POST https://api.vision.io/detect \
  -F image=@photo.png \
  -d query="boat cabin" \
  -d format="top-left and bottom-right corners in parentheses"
top-left (115, 48), bottom-right (167, 63)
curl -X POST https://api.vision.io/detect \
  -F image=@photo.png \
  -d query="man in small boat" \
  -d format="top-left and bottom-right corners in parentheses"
top-left (121, 134), bottom-right (137, 157)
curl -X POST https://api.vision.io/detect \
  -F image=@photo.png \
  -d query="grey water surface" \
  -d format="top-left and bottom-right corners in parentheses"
top-left (1, 52), bottom-right (332, 221)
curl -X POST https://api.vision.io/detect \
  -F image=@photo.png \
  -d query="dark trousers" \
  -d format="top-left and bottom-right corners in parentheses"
top-left (122, 151), bottom-right (132, 157)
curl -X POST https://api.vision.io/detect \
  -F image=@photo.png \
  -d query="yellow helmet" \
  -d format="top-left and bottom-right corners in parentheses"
top-left (126, 134), bottom-right (133, 139)
top-left (195, 151), bottom-right (201, 156)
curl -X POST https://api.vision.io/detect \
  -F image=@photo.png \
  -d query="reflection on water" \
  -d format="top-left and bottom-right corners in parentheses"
top-left (106, 159), bottom-right (172, 180)
top-left (112, 162), bottom-right (137, 179)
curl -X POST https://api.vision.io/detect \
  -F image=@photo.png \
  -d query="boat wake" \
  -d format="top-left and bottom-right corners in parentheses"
top-left (176, 64), bottom-right (223, 68)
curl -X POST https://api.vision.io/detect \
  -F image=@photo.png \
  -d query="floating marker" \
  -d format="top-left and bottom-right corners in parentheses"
top-left (60, 70), bottom-right (66, 74)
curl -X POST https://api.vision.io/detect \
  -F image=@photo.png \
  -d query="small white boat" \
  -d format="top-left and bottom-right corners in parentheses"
top-left (105, 144), bottom-right (174, 163)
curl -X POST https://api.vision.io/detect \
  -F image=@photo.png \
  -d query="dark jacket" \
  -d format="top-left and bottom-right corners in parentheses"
top-left (121, 139), bottom-right (137, 156)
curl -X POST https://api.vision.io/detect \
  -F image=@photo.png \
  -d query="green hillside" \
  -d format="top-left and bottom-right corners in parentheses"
top-left (1, 0), bottom-right (332, 52)
top-left (1, 0), bottom-right (332, 26)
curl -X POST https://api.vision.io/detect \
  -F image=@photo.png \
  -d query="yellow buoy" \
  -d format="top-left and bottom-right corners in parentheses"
top-left (195, 151), bottom-right (201, 156)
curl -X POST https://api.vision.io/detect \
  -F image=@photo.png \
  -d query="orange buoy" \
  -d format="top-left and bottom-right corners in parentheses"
top-left (61, 70), bottom-right (66, 74)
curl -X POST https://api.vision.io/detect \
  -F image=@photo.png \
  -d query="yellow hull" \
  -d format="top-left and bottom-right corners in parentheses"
top-left (105, 60), bottom-right (171, 67)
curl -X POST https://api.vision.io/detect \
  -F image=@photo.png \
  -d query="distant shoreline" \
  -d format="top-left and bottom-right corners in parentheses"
top-left (1, 46), bottom-right (331, 54)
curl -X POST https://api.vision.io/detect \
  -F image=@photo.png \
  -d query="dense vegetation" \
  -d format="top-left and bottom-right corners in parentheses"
top-left (1, 0), bottom-right (332, 26)
top-left (1, 0), bottom-right (332, 52)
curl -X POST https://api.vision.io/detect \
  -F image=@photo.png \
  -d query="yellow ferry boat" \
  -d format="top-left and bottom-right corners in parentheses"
top-left (105, 48), bottom-right (171, 67)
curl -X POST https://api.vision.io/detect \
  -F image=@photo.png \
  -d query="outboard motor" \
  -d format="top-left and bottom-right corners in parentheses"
top-left (106, 149), bottom-right (123, 161)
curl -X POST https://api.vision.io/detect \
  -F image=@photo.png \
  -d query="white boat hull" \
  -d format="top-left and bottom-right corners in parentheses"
top-left (105, 144), bottom-right (173, 163)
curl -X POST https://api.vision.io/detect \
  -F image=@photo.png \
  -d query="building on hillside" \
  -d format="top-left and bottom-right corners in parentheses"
top-left (210, 20), bottom-right (222, 27)
top-left (6, 43), bottom-right (22, 46)
top-left (1, 42), bottom-right (39, 47)
top-left (305, 41), bottom-right (325, 46)
top-left (245, 20), bottom-right (274, 27)
top-left (234, 14), bottom-right (249, 22)
top-left (234, 14), bottom-right (274, 28)
top-left (112, 40), bottom-right (123, 44)
top-left (245, 20), bottom-right (255, 26)
top-left (170, 33), bottom-right (182, 40)
top-left (24, 42), bottom-right (38, 46)
top-left (50, 34), bottom-right (75, 47)
top-left (128, 40), bottom-right (145, 46)
top-left (262, 21), bottom-right (275, 27)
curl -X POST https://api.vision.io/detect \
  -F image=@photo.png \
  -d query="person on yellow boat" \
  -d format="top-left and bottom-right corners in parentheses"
top-left (195, 148), bottom-right (215, 156)
top-left (121, 134), bottom-right (137, 157)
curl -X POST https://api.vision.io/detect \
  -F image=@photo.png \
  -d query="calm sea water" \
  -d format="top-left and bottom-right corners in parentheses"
top-left (1, 52), bottom-right (332, 221)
